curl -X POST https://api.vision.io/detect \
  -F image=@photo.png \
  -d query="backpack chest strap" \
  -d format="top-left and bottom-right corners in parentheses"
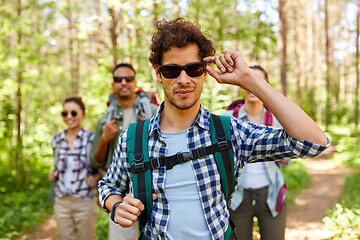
top-left (130, 139), bottom-right (232, 173)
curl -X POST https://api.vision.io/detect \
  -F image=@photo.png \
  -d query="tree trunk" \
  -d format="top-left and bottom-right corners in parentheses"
top-left (173, 0), bottom-right (180, 18)
top-left (355, 1), bottom-right (360, 127)
top-left (315, 0), bottom-right (324, 125)
top-left (96, 0), bottom-right (104, 57)
top-left (109, 7), bottom-right (118, 68)
top-left (16, 0), bottom-right (24, 186)
top-left (324, 0), bottom-right (331, 129)
top-left (152, 0), bottom-right (158, 27)
top-left (278, 0), bottom-right (287, 96)
top-left (306, 0), bottom-right (316, 119)
top-left (293, 0), bottom-right (301, 105)
top-left (66, 0), bottom-right (79, 96)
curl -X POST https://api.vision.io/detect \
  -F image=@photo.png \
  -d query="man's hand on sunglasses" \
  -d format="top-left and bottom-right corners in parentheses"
top-left (203, 50), bottom-right (255, 90)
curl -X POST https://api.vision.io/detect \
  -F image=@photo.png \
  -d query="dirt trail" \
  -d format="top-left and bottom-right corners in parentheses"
top-left (23, 146), bottom-right (354, 240)
top-left (285, 145), bottom-right (355, 240)
top-left (22, 216), bottom-right (58, 240)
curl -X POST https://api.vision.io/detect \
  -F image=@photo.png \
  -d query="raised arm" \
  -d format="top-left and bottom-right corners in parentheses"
top-left (204, 51), bottom-right (328, 146)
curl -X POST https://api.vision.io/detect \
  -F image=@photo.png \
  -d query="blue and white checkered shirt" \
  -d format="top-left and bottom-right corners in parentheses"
top-left (98, 103), bottom-right (329, 240)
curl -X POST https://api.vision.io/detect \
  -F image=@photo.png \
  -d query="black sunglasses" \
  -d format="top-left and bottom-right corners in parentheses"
top-left (113, 76), bottom-right (135, 83)
top-left (61, 110), bottom-right (77, 117)
top-left (158, 62), bottom-right (207, 79)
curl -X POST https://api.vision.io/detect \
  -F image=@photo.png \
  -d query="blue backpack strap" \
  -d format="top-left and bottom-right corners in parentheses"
top-left (210, 114), bottom-right (236, 240)
top-left (127, 120), bottom-right (152, 232)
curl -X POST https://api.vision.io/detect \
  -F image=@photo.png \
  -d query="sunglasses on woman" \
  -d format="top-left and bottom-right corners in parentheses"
top-left (158, 62), bottom-right (207, 79)
top-left (113, 76), bottom-right (135, 83)
top-left (61, 110), bottom-right (77, 117)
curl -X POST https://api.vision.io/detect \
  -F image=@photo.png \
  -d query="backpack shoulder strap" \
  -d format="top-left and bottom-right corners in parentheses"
top-left (53, 133), bottom-right (62, 170)
top-left (85, 131), bottom-right (95, 171)
top-left (226, 99), bottom-right (245, 118)
top-left (264, 109), bottom-right (273, 126)
top-left (209, 114), bottom-right (235, 202)
top-left (106, 93), bottom-right (118, 123)
top-left (127, 119), bottom-right (152, 230)
top-left (210, 114), bottom-right (236, 240)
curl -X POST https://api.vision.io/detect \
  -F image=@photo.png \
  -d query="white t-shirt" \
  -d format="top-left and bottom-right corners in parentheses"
top-left (123, 108), bottom-right (136, 129)
top-left (63, 155), bottom-right (75, 192)
top-left (243, 162), bottom-right (270, 189)
top-left (162, 130), bottom-right (211, 239)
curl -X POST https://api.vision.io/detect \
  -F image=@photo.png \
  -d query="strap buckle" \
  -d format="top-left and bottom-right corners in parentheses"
top-left (180, 151), bottom-right (195, 162)
top-left (132, 162), bottom-right (145, 173)
top-left (218, 140), bottom-right (229, 151)
top-left (192, 147), bottom-right (206, 159)
top-left (150, 158), bottom-right (161, 169)
top-left (134, 153), bottom-right (144, 162)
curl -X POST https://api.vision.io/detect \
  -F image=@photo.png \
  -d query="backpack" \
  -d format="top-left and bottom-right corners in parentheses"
top-left (226, 99), bottom-right (273, 126)
top-left (106, 90), bottom-right (159, 124)
top-left (126, 114), bottom-right (236, 240)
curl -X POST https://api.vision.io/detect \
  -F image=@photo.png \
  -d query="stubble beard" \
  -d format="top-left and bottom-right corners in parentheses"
top-left (164, 86), bottom-right (202, 111)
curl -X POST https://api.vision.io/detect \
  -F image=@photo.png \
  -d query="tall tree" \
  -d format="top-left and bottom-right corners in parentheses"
top-left (173, 0), bottom-right (180, 18)
top-left (15, 0), bottom-right (24, 186)
top-left (109, 7), bottom-right (118, 67)
top-left (278, 0), bottom-right (287, 96)
top-left (306, 0), bottom-right (316, 119)
top-left (96, 0), bottom-right (105, 58)
top-left (325, 0), bottom-right (331, 129)
top-left (293, 0), bottom-right (301, 105)
top-left (355, 0), bottom-right (360, 127)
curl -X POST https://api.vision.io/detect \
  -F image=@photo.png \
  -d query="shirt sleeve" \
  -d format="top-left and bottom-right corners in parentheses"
top-left (231, 117), bottom-right (330, 171)
top-left (90, 115), bottom-right (107, 169)
top-left (98, 129), bottom-right (131, 212)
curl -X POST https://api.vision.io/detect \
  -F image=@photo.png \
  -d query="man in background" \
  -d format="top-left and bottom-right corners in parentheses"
top-left (91, 63), bottom-right (158, 240)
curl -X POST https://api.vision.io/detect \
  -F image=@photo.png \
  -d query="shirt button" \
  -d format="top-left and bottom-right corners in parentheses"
top-left (162, 201), bottom-right (167, 204)
top-left (159, 172), bottom-right (163, 176)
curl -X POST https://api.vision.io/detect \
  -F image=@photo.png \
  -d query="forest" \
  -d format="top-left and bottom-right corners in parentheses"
top-left (0, 0), bottom-right (360, 239)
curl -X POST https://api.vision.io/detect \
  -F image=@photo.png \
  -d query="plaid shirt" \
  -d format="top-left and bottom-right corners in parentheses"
top-left (52, 128), bottom-right (94, 198)
top-left (98, 104), bottom-right (329, 240)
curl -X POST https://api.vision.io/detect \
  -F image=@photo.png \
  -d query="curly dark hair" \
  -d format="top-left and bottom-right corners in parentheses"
top-left (149, 18), bottom-right (216, 65)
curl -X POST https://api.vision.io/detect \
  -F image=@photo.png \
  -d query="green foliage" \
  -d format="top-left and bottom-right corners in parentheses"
top-left (323, 203), bottom-right (360, 240)
top-left (322, 132), bottom-right (360, 239)
top-left (323, 172), bottom-right (360, 239)
top-left (96, 208), bottom-right (109, 240)
top-left (281, 159), bottom-right (311, 206)
top-left (0, 187), bottom-right (52, 239)
top-left (332, 135), bottom-right (360, 168)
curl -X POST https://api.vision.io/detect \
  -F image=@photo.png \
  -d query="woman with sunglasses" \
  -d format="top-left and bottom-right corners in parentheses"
top-left (223, 66), bottom-right (289, 240)
top-left (48, 97), bottom-right (98, 240)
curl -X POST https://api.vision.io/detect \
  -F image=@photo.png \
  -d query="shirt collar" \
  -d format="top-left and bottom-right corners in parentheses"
top-left (148, 102), bottom-right (210, 136)
top-left (238, 103), bottom-right (267, 121)
top-left (61, 128), bottom-right (85, 140)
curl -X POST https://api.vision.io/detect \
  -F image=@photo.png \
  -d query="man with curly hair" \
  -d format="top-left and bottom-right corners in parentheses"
top-left (98, 18), bottom-right (329, 239)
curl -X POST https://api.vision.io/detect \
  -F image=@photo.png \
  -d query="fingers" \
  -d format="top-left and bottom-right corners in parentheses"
top-left (204, 50), bottom-right (234, 73)
top-left (152, 193), bottom-right (157, 201)
top-left (206, 66), bottom-right (222, 82)
top-left (109, 119), bottom-right (118, 125)
top-left (102, 120), bottom-right (119, 141)
top-left (115, 196), bottom-right (145, 228)
top-left (48, 170), bottom-right (59, 181)
top-left (85, 176), bottom-right (97, 188)
top-left (122, 196), bottom-right (145, 212)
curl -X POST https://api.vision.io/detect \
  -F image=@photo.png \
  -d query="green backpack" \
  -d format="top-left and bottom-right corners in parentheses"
top-left (126, 114), bottom-right (236, 239)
